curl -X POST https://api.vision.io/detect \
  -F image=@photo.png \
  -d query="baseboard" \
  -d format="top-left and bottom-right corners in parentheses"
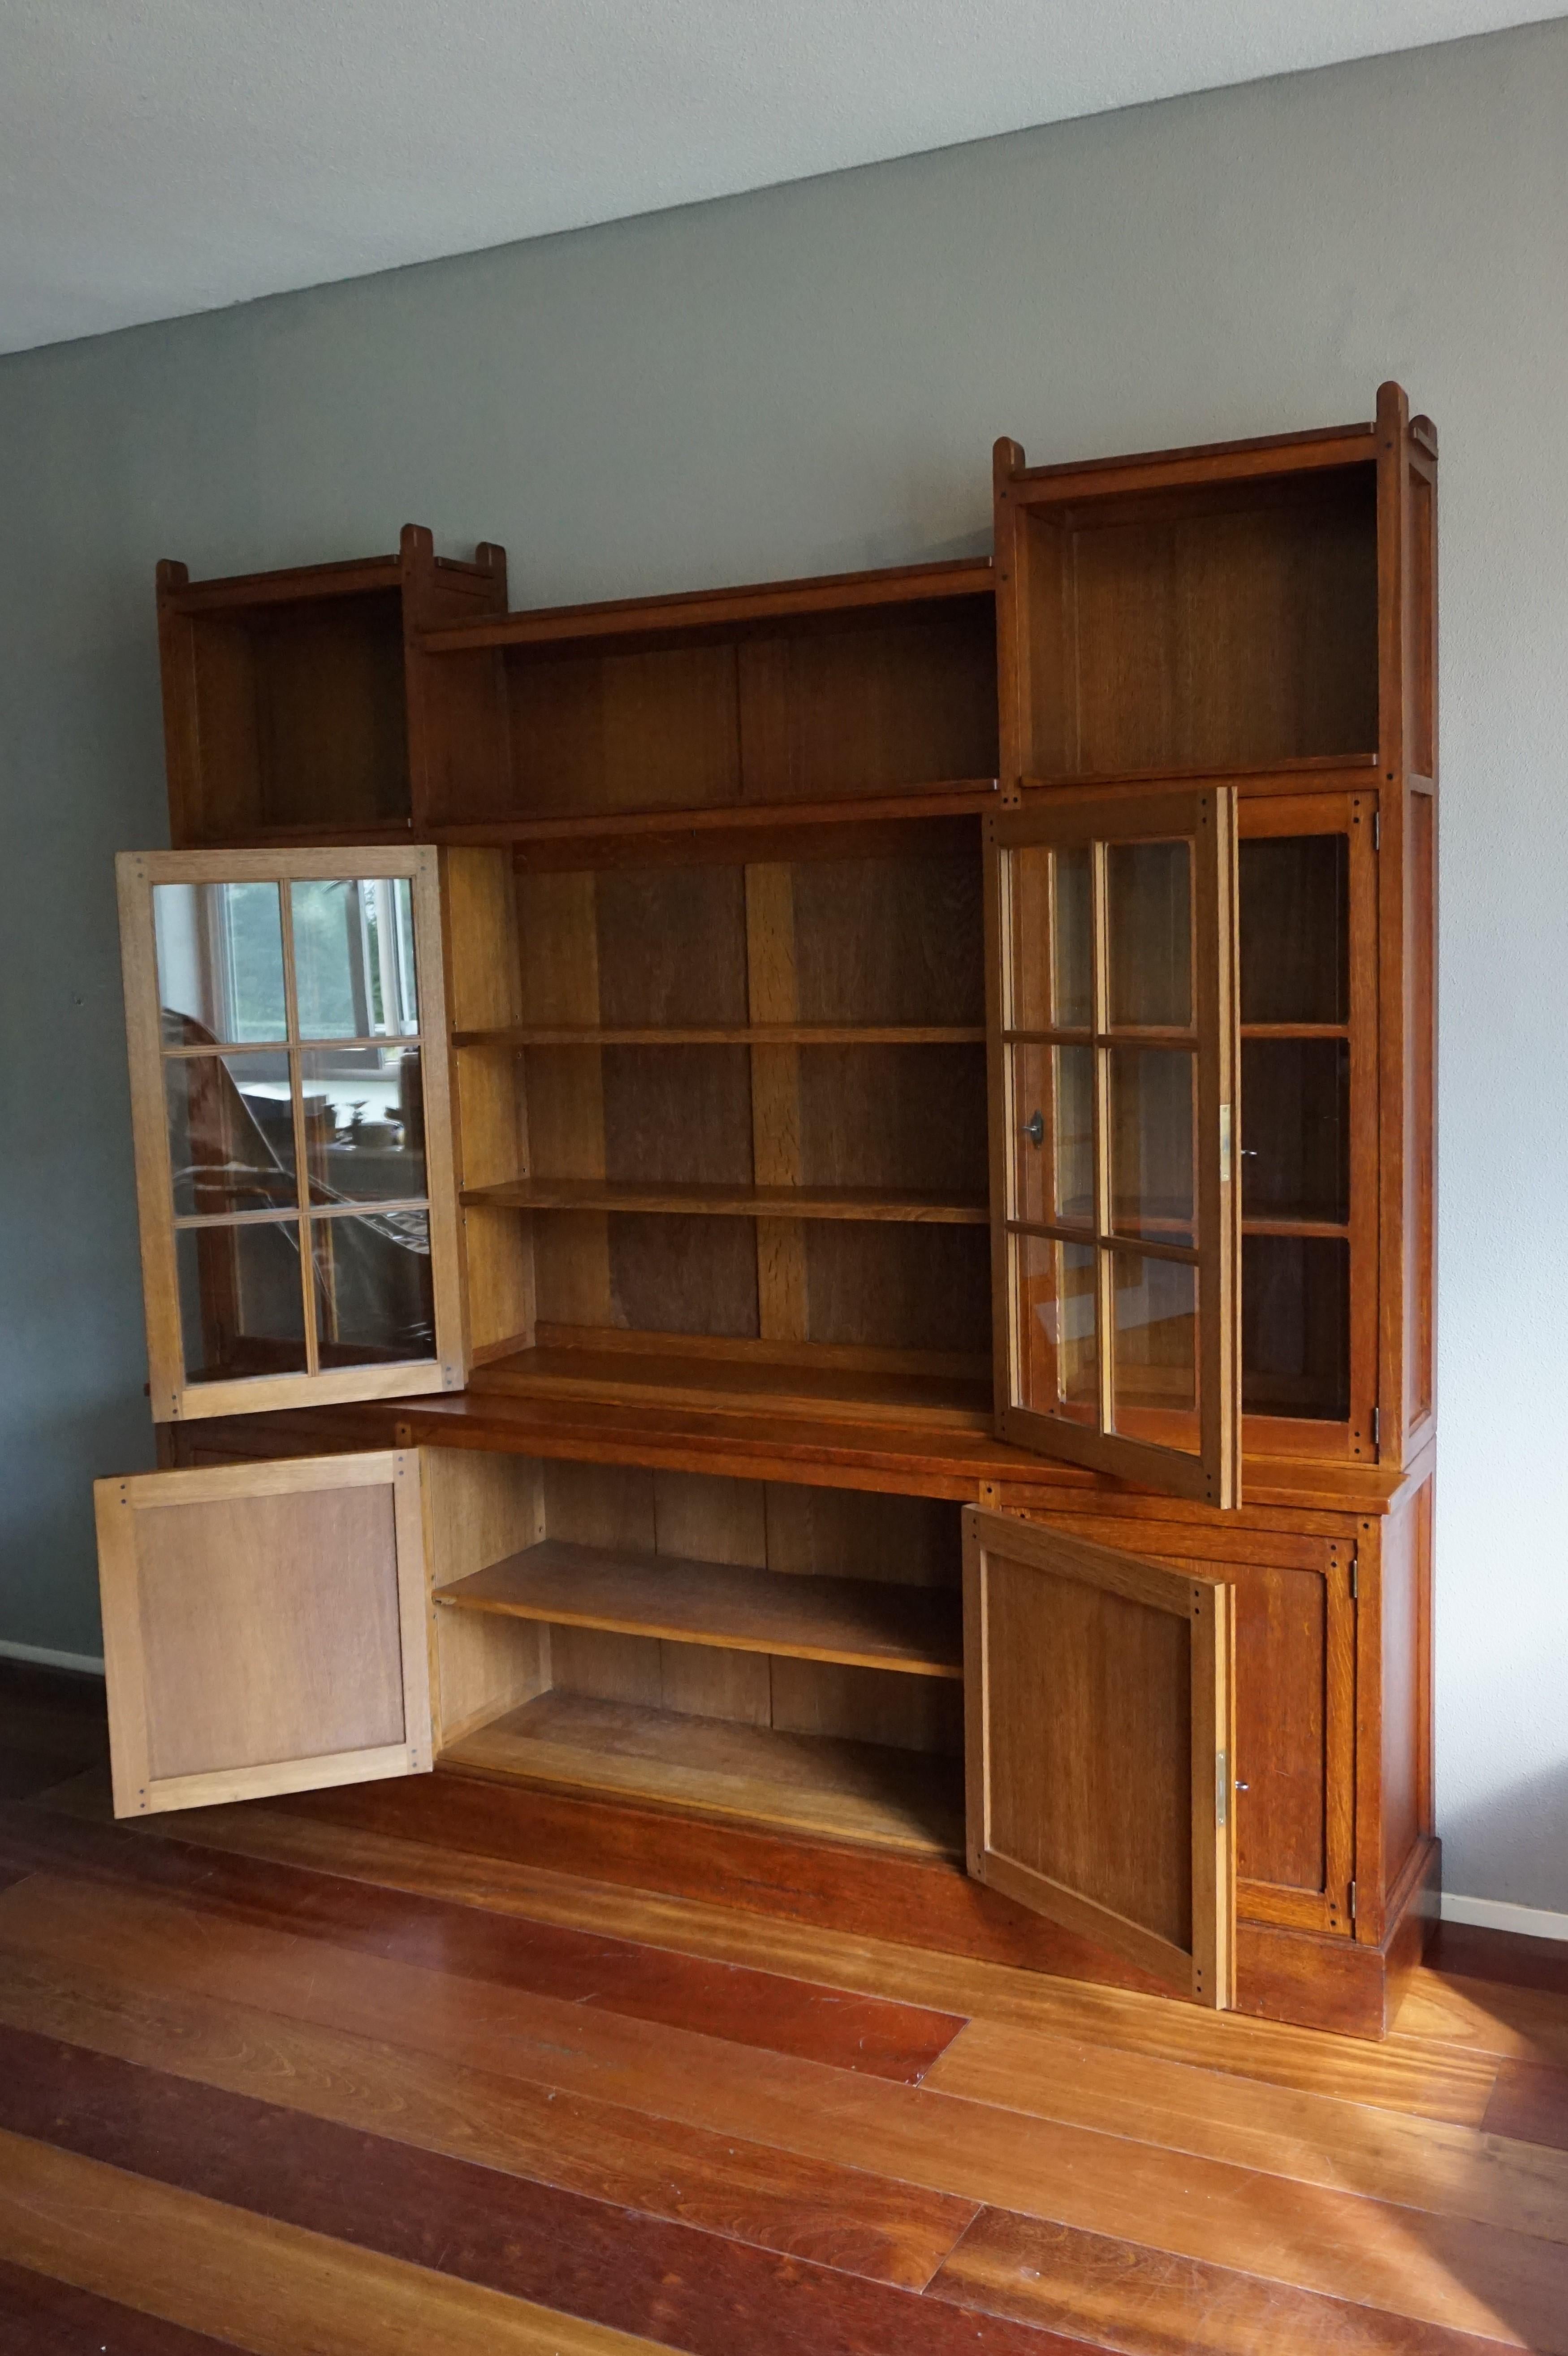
top-left (1442, 1890), bottom-right (1568, 1943)
top-left (0, 1638), bottom-right (105, 1677)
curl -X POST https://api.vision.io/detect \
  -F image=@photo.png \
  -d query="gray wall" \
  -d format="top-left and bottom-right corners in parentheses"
top-left (3, 20), bottom-right (1565, 1914)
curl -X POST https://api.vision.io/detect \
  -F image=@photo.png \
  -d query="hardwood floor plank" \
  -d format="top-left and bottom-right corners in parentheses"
top-left (1430, 1921), bottom-right (1568, 2001)
top-left (0, 2253), bottom-right (246, 2355)
top-left (0, 1932), bottom-right (976, 2291)
top-left (1485, 2061), bottom-right (1568, 2153)
top-left (0, 1796), bottom-right (962, 2081)
top-left (43, 1779), bottom-right (1499, 2126)
top-left (923, 2017), bottom-right (1568, 2242)
top-left (929, 2207), bottom-right (1523, 2356)
top-left (1395, 1969), bottom-right (1568, 2067)
top-left (0, 2035), bottom-right (1087, 2356)
top-left (0, 2128), bottom-right (667, 2356)
top-left (0, 1873), bottom-right (1560, 2346)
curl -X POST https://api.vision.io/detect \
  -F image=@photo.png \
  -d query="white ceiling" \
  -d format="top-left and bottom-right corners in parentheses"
top-left (1, 0), bottom-right (1560, 357)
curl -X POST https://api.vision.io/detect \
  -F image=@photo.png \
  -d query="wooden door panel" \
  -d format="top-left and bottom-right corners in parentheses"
top-left (963, 1506), bottom-right (1235, 2008)
top-left (95, 1451), bottom-right (432, 1818)
top-left (978, 1502), bottom-right (1355, 1938)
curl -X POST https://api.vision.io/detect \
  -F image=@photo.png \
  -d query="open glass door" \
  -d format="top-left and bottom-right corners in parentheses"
top-left (95, 1451), bottom-right (433, 1817)
top-left (963, 1505), bottom-right (1236, 2006)
top-left (988, 787), bottom-right (1242, 1507)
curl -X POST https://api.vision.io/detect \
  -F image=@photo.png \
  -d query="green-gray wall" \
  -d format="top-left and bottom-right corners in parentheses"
top-left (3, 20), bottom-right (1564, 1916)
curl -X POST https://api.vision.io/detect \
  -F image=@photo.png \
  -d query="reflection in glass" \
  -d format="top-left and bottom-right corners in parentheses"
top-left (1110, 1250), bottom-right (1198, 1444)
top-left (1110, 1047), bottom-right (1195, 1234)
top-left (1239, 835), bottom-right (1348, 1024)
top-left (1011, 1044), bottom-right (1093, 1227)
top-left (1107, 841), bottom-right (1192, 1029)
top-left (301, 1047), bottom-right (425, 1203)
top-left (154, 882), bottom-right (286, 1042)
top-left (165, 1049), bottom-right (295, 1218)
top-left (1010, 847), bottom-right (1052, 1032)
top-left (311, 1210), bottom-right (436, 1367)
top-left (1015, 1232), bottom-right (1097, 1424)
top-left (177, 1220), bottom-right (307, 1383)
top-left (1242, 1235), bottom-right (1350, 1419)
top-left (1241, 1039), bottom-right (1349, 1222)
top-left (292, 877), bottom-right (418, 1040)
top-left (1052, 847), bottom-right (1093, 1029)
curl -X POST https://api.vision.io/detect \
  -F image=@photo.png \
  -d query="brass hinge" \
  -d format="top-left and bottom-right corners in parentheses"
top-left (1370, 1405), bottom-right (1380, 1451)
top-left (1372, 810), bottom-right (1382, 851)
top-left (1348, 1557), bottom-right (1359, 1601)
top-left (1216, 1750), bottom-right (1229, 1829)
top-left (1348, 1878), bottom-right (1358, 1922)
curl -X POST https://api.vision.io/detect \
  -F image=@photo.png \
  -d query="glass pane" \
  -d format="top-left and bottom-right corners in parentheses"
top-left (292, 877), bottom-right (419, 1040)
top-left (1011, 1043), bottom-right (1094, 1227)
top-left (177, 1220), bottom-right (307, 1383)
top-left (1014, 1232), bottom-right (1098, 1425)
top-left (154, 882), bottom-right (285, 1044)
top-left (165, 1050), bottom-right (295, 1218)
top-left (1110, 1046), bottom-right (1195, 1236)
top-left (1239, 835), bottom-right (1348, 1024)
top-left (1110, 1249), bottom-right (1198, 1448)
top-left (1107, 841), bottom-right (1191, 1029)
top-left (1052, 846), bottom-right (1093, 1029)
top-left (1010, 847), bottom-right (1050, 1031)
top-left (311, 1209), bottom-right (436, 1367)
top-left (1243, 1235), bottom-right (1350, 1420)
top-left (301, 1046), bottom-right (426, 1204)
top-left (1241, 1039), bottom-right (1349, 1223)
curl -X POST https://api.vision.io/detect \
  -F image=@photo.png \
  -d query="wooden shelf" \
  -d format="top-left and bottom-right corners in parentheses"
top-left (419, 555), bottom-right (994, 658)
top-left (432, 779), bottom-right (998, 857)
top-left (440, 1690), bottom-right (966, 1856)
top-left (467, 1339), bottom-right (993, 1431)
top-left (461, 1179), bottom-right (990, 1224)
top-left (1017, 753), bottom-right (1378, 795)
top-left (453, 1024), bottom-right (986, 1049)
top-left (435, 1538), bottom-right (962, 1677)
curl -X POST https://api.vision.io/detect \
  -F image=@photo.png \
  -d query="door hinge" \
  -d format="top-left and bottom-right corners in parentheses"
top-left (1348, 1878), bottom-right (1358, 1922)
top-left (1372, 810), bottom-right (1381, 850)
top-left (1370, 1405), bottom-right (1380, 1451)
top-left (1216, 1750), bottom-right (1229, 1829)
top-left (1348, 1555), bottom-right (1359, 1602)
top-left (1219, 1104), bottom-right (1233, 1184)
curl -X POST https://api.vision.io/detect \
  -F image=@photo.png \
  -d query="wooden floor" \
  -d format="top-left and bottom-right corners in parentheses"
top-left (2, 1661), bottom-right (1566, 2355)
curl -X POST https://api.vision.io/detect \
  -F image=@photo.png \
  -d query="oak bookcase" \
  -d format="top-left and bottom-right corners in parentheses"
top-left (97, 383), bottom-right (1437, 2035)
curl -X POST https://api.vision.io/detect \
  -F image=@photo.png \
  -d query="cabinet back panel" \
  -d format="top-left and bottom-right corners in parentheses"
top-left (1024, 471), bottom-right (1378, 777)
top-left (192, 596), bottom-right (410, 834)
top-left (596, 867), bottom-right (750, 1025)
top-left (740, 609), bottom-right (998, 801)
top-left (798, 1043), bottom-right (986, 1196)
top-left (762, 1484), bottom-right (961, 1588)
top-left (601, 1046), bottom-right (754, 1185)
top-left (790, 851), bottom-right (985, 1026)
top-left (507, 643), bottom-right (740, 816)
top-left (804, 1222), bottom-right (990, 1354)
top-left (607, 1211), bottom-right (761, 1336)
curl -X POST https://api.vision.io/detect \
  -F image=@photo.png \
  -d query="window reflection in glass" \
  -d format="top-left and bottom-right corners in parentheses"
top-left (177, 1221), bottom-right (308, 1383)
top-left (311, 1210), bottom-right (435, 1366)
top-left (292, 878), bottom-right (418, 1039)
top-left (154, 883), bottom-right (286, 1042)
top-left (164, 1048), bottom-right (295, 1218)
top-left (1015, 1232), bottom-right (1098, 1425)
top-left (1110, 1250), bottom-right (1198, 1447)
top-left (300, 1046), bottom-right (426, 1203)
top-left (1107, 841), bottom-right (1192, 1029)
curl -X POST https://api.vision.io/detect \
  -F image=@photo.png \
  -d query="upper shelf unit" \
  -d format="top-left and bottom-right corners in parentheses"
top-left (994, 421), bottom-right (1386, 786)
top-left (158, 528), bottom-right (508, 848)
top-left (160, 543), bottom-right (999, 850)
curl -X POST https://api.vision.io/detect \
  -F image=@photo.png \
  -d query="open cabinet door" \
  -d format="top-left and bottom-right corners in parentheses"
top-left (963, 1505), bottom-right (1236, 2007)
top-left (95, 1451), bottom-right (433, 1818)
top-left (987, 787), bottom-right (1241, 1507)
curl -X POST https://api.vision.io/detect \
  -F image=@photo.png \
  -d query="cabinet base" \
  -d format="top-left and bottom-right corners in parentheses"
top-left (298, 1762), bottom-right (1439, 2040)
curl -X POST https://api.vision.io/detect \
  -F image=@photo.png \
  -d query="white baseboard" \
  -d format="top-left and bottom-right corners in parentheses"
top-left (1442, 1890), bottom-right (1568, 1943)
top-left (0, 1637), bottom-right (105, 1677)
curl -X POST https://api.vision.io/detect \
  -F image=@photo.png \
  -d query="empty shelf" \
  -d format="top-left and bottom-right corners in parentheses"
top-left (461, 1179), bottom-right (989, 1224)
top-left (436, 1538), bottom-right (962, 1677)
top-left (441, 1690), bottom-right (965, 1856)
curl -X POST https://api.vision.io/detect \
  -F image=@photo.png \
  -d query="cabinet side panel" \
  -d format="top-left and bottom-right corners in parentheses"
top-left (1406, 787), bottom-right (1436, 1431)
top-left (1380, 1474), bottom-right (1433, 1893)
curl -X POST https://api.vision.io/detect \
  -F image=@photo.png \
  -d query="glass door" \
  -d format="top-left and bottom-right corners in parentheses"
top-left (118, 849), bottom-right (463, 1420)
top-left (988, 788), bottom-right (1242, 1508)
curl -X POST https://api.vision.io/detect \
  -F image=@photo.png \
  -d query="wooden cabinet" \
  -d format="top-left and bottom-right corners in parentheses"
top-left (99, 383), bottom-right (1438, 2038)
